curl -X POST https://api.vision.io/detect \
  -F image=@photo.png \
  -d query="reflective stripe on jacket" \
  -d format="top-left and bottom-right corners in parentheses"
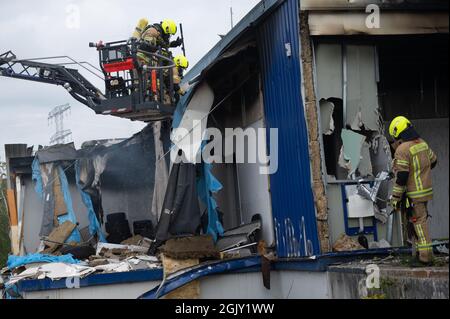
top-left (392, 138), bottom-right (437, 202)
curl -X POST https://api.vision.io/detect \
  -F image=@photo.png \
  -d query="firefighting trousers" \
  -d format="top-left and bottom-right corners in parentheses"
top-left (410, 202), bottom-right (433, 263)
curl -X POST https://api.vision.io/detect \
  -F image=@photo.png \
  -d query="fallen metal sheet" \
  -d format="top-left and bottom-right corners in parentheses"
top-left (171, 82), bottom-right (215, 163)
top-left (357, 171), bottom-right (390, 203)
top-left (339, 129), bottom-right (366, 177)
top-left (320, 100), bottom-right (336, 135)
top-left (7, 267), bottom-right (42, 285)
top-left (39, 263), bottom-right (96, 280)
top-left (309, 12), bottom-right (449, 36)
top-left (6, 257), bottom-right (162, 286)
top-left (215, 234), bottom-right (250, 252)
top-left (223, 220), bottom-right (262, 237)
top-left (139, 256), bottom-right (261, 299)
top-left (7, 263), bottom-right (96, 285)
top-left (374, 205), bottom-right (389, 224)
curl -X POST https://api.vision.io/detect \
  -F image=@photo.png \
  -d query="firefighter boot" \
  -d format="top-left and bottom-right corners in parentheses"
top-left (412, 202), bottom-right (433, 264)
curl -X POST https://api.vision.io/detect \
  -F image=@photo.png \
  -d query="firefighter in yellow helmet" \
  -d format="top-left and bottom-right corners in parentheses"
top-left (164, 55), bottom-right (189, 104)
top-left (131, 19), bottom-right (183, 100)
top-left (131, 18), bottom-right (149, 41)
top-left (134, 19), bottom-right (182, 58)
top-left (389, 116), bottom-right (438, 264)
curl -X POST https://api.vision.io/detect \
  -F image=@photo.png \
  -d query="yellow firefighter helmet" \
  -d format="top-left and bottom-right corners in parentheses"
top-left (161, 19), bottom-right (177, 35)
top-left (174, 55), bottom-right (189, 69)
top-left (389, 116), bottom-right (412, 139)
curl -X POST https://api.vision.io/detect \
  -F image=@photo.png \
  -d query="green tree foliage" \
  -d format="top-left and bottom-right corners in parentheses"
top-left (0, 162), bottom-right (11, 268)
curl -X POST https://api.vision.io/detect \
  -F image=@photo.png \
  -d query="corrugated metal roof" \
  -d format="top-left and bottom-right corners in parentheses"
top-left (184, 0), bottom-right (448, 83)
top-left (174, 0), bottom-right (285, 127)
top-left (183, 0), bottom-right (283, 84)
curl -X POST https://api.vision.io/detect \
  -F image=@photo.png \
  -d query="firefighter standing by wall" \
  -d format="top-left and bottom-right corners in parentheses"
top-left (389, 116), bottom-right (438, 264)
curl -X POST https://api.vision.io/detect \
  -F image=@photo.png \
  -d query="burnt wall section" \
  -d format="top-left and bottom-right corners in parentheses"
top-left (300, 11), bottom-right (331, 253)
top-left (95, 123), bottom-right (171, 233)
top-left (378, 35), bottom-right (449, 120)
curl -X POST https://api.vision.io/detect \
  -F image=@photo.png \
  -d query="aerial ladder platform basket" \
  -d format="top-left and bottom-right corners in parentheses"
top-left (0, 39), bottom-right (176, 122)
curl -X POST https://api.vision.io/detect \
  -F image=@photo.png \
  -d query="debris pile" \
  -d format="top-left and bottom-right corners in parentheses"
top-left (332, 234), bottom-right (365, 252)
top-left (2, 239), bottom-right (162, 288)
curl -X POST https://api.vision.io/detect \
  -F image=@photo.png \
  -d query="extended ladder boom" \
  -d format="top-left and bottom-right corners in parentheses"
top-left (0, 41), bottom-right (177, 122)
top-left (0, 51), bottom-right (104, 110)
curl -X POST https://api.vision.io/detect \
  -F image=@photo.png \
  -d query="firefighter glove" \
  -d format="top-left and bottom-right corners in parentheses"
top-left (170, 37), bottom-right (183, 48)
top-left (390, 195), bottom-right (401, 210)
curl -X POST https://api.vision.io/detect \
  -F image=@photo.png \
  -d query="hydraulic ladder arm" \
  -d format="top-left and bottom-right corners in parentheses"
top-left (0, 51), bottom-right (104, 110)
top-left (0, 42), bottom-right (176, 122)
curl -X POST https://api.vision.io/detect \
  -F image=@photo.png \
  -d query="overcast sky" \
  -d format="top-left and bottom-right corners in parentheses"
top-left (0, 0), bottom-right (260, 161)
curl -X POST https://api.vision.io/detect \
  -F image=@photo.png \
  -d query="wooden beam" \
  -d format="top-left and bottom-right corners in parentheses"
top-left (6, 189), bottom-right (17, 226)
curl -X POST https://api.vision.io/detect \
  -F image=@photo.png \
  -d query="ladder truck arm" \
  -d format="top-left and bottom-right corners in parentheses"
top-left (0, 41), bottom-right (177, 122)
top-left (0, 51), bottom-right (104, 111)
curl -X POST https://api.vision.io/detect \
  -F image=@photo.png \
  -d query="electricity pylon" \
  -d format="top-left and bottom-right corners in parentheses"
top-left (48, 103), bottom-right (73, 145)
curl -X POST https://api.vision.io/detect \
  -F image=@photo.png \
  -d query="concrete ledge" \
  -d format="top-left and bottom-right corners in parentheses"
top-left (328, 260), bottom-right (449, 299)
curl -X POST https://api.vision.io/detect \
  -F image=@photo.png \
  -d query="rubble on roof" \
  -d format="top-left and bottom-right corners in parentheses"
top-left (3, 237), bottom-right (162, 286)
top-left (332, 234), bottom-right (365, 252)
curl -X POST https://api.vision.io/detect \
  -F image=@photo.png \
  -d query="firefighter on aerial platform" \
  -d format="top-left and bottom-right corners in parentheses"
top-left (131, 19), bottom-right (183, 102)
top-left (389, 116), bottom-right (438, 264)
top-left (132, 18), bottom-right (182, 64)
top-left (165, 54), bottom-right (189, 104)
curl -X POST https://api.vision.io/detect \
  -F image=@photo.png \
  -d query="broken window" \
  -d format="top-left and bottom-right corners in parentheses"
top-left (315, 42), bottom-right (388, 181)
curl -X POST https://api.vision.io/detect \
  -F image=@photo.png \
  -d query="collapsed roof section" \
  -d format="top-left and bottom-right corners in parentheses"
top-left (4, 123), bottom-right (172, 255)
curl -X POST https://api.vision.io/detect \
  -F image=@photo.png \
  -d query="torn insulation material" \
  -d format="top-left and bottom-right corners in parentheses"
top-left (320, 100), bottom-right (336, 135)
top-left (339, 129), bottom-right (366, 177)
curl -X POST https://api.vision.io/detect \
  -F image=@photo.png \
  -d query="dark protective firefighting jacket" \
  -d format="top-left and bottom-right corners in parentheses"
top-left (393, 138), bottom-right (438, 202)
top-left (137, 24), bottom-right (170, 64)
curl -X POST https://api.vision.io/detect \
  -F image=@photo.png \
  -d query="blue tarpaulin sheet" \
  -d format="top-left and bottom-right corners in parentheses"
top-left (7, 253), bottom-right (81, 270)
top-left (56, 166), bottom-right (82, 243)
top-left (32, 158), bottom-right (81, 242)
top-left (196, 145), bottom-right (224, 242)
top-left (31, 158), bottom-right (44, 199)
top-left (75, 161), bottom-right (106, 242)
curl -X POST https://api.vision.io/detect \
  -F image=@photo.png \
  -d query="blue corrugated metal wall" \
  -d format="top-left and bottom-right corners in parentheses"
top-left (257, 0), bottom-right (320, 257)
